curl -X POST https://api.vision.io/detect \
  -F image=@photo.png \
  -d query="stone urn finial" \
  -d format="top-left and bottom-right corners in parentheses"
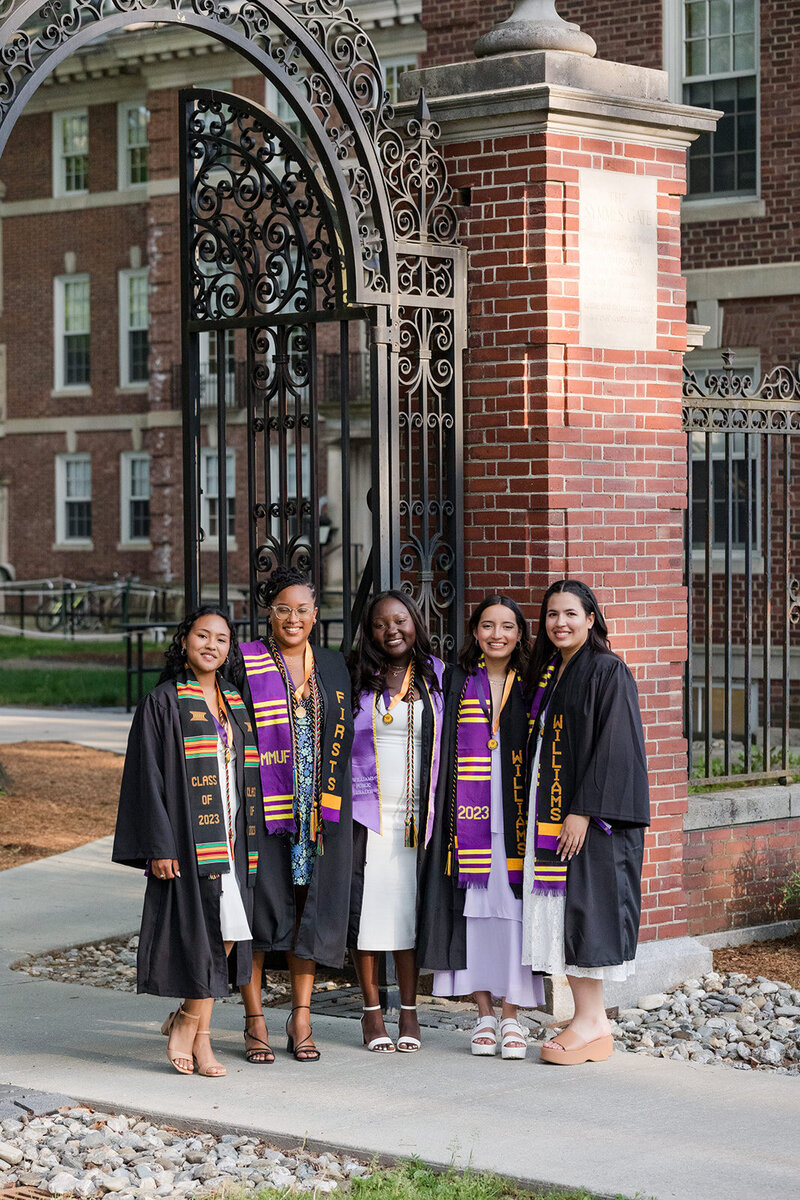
top-left (475, 0), bottom-right (597, 58)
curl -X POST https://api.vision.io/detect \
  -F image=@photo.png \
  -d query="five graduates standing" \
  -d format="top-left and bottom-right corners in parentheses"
top-left (115, 574), bottom-right (650, 1074)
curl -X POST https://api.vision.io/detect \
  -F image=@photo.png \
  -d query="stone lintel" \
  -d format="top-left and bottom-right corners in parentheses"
top-left (685, 784), bottom-right (800, 831)
top-left (397, 51), bottom-right (720, 146)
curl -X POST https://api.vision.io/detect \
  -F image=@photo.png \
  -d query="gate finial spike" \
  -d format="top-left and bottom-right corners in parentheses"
top-left (414, 88), bottom-right (432, 124)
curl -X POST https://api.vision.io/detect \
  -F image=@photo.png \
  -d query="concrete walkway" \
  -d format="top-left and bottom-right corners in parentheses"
top-left (1, 842), bottom-right (799, 1200)
top-left (0, 706), bottom-right (132, 754)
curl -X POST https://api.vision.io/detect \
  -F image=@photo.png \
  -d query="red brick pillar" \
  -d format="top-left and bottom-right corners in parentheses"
top-left (398, 42), bottom-right (719, 994)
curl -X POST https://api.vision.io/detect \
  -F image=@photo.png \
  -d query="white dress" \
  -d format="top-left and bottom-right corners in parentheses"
top-left (357, 695), bottom-right (422, 951)
top-left (521, 717), bottom-right (635, 982)
top-left (215, 737), bottom-right (252, 943)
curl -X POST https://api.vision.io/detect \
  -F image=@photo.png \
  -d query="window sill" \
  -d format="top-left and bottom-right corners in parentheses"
top-left (117, 541), bottom-right (152, 552)
top-left (690, 551), bottom-right (765, 575)
top-left (201, 539), bottom-right (239, 552)
top-left (51, 387), bottom-right (92, 399)
top-left (116, 384), bottom-right (149, 395)
top-left (52, 541), bottom-right (94, 552)
top-left (681, 197), bottom-right (765, 224)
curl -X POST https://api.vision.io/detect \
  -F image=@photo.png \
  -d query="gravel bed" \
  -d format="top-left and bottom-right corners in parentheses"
top-left (520, 970), bottom-right (800, 1074)
top-left (0, 1107), bottom-right (369, 1197)
top-left (13, 936), bottom-right (353, 1004)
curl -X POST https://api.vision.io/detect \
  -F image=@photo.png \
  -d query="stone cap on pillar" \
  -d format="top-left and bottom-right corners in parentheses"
top-left (475, 0), bottom-right (597, 60)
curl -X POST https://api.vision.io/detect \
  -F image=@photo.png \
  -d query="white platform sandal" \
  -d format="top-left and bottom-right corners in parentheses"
top-left (499, 1016), bottom-right (528, 1060)
top-left (361, 1005), bottom-right (395, 1053)
top-left (396, 1004), bottom-right (421, 1053)
top-left (470, 1013), bottom-right (498, 1056)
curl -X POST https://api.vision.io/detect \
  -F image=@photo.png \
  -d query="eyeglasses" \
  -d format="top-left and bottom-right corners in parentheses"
top-left (270, 605), bottom-right (315, 619)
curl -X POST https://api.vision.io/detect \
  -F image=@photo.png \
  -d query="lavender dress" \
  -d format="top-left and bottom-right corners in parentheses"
top-left (433, 735), bottom-right (545, 1007)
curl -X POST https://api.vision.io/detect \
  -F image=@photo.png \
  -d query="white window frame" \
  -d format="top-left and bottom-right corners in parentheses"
top-left (55, 453), bottom-right (92, 547)
top-left (382, 55), bottom-right (417, 104)
top-left (117, 101), bottom-right (149, 190)
top-left (120, 451), bottom-right (151, 547)
top-left (265, 78), bottom-right (303, 138)
top-left (200, 448), bottom-right (236, 546)
top-left (52, 109), bottom-right (89, 198)
top-left (199, 329), bottom-right (236, 408)
top-left (664, 0), bottom-right (760, 207)
top-left (118, 268), bottom-right (149, 388)
top-left (54, 274), bottom-right (91, 393)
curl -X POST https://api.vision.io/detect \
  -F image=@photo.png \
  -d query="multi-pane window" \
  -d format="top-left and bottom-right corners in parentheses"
top-left (199, 329), bottom-right (236, 407)
top-left (201, 449), bottom-right (236, 540)
top-left (121, 453), bottom-right (151, 543)
top-left (56, 455), bottom-right (92, 543)
top-left (55, 275), bottom-right (90, 389)
top-left (691, 432), bottom-right (761, 552)
top-left (119, 269), bottom-right (149, 386)
top-left (683, 0), bottom-right (758, 197)
top-left (118, 103), bottom-right (149, 188)
top-left (53, 110), bottom-right (88, 196)
top-left (383, 56), bottom-right (416, 104)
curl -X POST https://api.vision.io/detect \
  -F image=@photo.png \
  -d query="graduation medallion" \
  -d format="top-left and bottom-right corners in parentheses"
top-left (295, 705), bottom-right (307, 720)
top-left (487, 737), bottom-right (498, 750)
top-left (382, 712), bottom-right (394, 725)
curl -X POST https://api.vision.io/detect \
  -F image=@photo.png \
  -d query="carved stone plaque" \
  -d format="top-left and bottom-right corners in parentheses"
top-left (578, 168), bottom-right (658, 351)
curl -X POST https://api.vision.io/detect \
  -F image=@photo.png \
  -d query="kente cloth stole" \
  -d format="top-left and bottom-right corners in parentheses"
top-left (530, 655), bottom-right (568, 895)
top-left (454, 660), bottom-right (523, 890)
top-left (351, 658), bottom-right (445, 841)
top-left (176, 674), bottom-right (259, 884)
top-left (239, 641), bottom-right (296, 835)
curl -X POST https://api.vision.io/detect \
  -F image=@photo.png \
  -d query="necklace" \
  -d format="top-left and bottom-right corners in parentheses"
top-left (381, 660), bottom-right (414, 725)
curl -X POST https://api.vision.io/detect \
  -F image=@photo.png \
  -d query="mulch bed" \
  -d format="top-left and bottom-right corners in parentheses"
top-left (714, 932), bottom-right (800, 990)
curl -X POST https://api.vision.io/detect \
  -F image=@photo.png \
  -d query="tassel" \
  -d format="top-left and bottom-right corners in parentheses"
top-left (310, 804), bottom-right (319, 843)
top-left (316, 829), bottom-right (325, 857)
top-left (445, 843), bottom-right (453, 877)
top-left (404, 814), bottom-right (417, 849)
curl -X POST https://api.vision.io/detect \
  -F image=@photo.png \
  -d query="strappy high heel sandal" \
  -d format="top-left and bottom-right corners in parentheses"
top-left (243, 1012), bottom-right (275, 1064)
top-left (361, 1004), bottom-right (395, 1053)
top-left (396, 1004), bottom-right (421, 1053)
top-left (160, 1006), bottom-right (198, 1075)
top-left (285, 1004), bottom-right (321, 1062)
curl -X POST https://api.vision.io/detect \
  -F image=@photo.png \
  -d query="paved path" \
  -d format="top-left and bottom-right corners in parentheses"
top-left (0, 706), bottom-right (132, 754)
top-left (1, 843), bottom-right (799, 1200)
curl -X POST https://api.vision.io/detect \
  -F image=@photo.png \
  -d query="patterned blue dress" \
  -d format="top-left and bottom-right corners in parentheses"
top-left (290, 710), bottom-right (316, 886)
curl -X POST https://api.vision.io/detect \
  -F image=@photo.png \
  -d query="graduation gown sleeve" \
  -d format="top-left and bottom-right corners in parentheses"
top-left (113, 692), bottom-right (178, 868)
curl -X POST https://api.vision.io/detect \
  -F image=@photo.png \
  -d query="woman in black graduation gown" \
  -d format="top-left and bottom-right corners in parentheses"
top-left (522, 580), bottom-right (650, 1065)
top-left (417, 595), bottom-right (544, 1059)
top-left (236, 567), bottom-right (353, 1062)
top-left (113, 606), bottom-right (259, 1077)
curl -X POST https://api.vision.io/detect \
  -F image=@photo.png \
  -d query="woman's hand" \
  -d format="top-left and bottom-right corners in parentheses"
top-left (557, 814), bottom-right (590, 861)
top-left (151, 858), bottom-right (180, 880)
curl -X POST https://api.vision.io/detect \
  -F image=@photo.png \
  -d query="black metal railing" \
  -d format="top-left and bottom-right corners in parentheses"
top-left (683, 353), bottom-right (800, 787)
top-left (169, 352), bottom-right (370, 411)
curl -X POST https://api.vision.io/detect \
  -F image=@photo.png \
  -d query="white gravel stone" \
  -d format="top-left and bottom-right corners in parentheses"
top-left (0, 1142), bottom-right (24, 1166)
top-left (638, 993), bottom-right (669, 1010)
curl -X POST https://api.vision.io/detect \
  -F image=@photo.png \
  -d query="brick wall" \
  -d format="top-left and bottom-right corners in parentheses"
top-left (684, 818), bottom-right (800, 934)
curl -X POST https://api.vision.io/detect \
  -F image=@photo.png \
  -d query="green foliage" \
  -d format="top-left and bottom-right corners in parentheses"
top-left (0, 666), bottom-right (155, 708)
top-left (692, 745), bottom-right (800, 786)
top-left (0, 634), bottom-right (163, 663)
top-left (783, 869), bottom-right (800, 917)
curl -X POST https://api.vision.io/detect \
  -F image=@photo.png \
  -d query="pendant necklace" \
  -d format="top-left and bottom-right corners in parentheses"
top-left (289, 643), bottom-right (314, 720)
top-left (477, 667), bottom-right (515, 750)
top-left (382, 660), bottom-right (414, 724)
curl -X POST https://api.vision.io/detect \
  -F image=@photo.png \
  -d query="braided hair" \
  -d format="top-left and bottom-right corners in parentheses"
top-left (263, 567), bottom-right (317, 608)
top-left (159, 605), bottom-right (241, 685)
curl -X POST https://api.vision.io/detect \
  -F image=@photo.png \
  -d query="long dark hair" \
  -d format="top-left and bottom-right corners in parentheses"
top-left (159, 605), bottom-right (241, 685)
top-left (525, 579), bottom-right (611, 695)
top-left (349, 589), bottom-right (440, 711)
top-left (458, 594), bottom-right (531, 675)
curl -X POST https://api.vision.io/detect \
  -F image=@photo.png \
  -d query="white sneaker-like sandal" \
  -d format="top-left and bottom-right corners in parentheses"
top-left (361, 1005), bottom-right (395, 1053)
top-left (499, 1017), bottom-right (528, 1060)
top-left (470, 1014), bottom-right (498, 1056)
top-left (396, 1004), bottom-right (421, 1053)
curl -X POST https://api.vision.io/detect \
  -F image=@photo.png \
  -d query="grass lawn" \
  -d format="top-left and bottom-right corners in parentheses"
top-left (0, 634), bottom-right (162, 707)
top-left (216, 1164), bottom-right (653, 1200)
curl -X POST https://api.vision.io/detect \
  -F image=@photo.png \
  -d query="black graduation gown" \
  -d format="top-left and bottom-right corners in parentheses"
top-left (112, 680), bottom-right (254, 999)
top-left (416, 665), bottom-right (529, 972)
top-left (531, 644), bottom-right (651, 968)
top-left (239, 644), bottom-right (354, 970)
top-left (347, 681), bottom-right (437, 948)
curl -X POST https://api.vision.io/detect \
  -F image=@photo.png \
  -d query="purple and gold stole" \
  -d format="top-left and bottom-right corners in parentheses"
top-left (529, 655), bottom-right (567, 894)
top-left (176, 674), bottom-right (259, 884)
top-left (454, 660), bottom-right (525, 889)
top-left (351, 657), bottom-right (445, 843)
top-left (240, 641), bottom-right (295, 834)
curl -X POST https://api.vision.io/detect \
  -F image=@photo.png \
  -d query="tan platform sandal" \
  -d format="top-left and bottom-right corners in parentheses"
top-left (539, 1028), bottom-right (613, 1066)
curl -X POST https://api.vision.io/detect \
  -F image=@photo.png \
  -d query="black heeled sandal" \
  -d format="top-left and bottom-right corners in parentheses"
top-left (285, 1004), bottom-right (321, 1062)
top-left (243, 1012), bottom-right (275, 1064)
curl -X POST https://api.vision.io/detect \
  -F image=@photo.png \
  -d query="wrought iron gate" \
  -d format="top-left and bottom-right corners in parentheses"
top-left (683, 354), bottom-right (800, 786)
top-left (0, 0), bottom-right (467, 652)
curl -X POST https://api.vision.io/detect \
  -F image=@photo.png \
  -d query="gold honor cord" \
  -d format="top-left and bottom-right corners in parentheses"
top-left (487, 670), bottom-right (515, 750)
top-left (382, 660), bottom-right (414, 725)
top-left (291, 643), bottom-right (315, 720)
top-left (214, 683), bottom-right (232, 764)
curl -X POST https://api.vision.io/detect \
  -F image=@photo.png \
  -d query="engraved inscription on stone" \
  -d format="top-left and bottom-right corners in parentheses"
top-left (578, 168), bottom-right (658, 351)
